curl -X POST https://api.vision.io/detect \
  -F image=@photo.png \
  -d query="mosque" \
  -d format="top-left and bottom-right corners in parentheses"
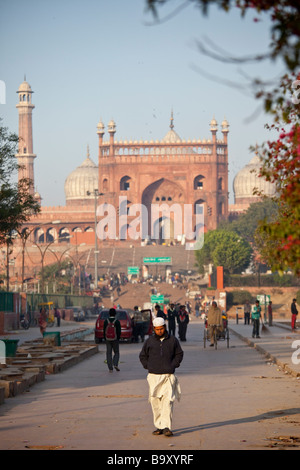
top-left (12, 79), bottom-right (276, 283)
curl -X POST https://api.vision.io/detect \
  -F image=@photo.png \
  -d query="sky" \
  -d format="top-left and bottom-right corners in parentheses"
top-left (0, 0), bottom-right (284, 206)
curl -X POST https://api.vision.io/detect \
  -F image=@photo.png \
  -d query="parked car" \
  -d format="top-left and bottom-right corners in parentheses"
top-left (94, 309), bottom-right (132, 343)
top-left (65, 306), bottom-right (85, 322)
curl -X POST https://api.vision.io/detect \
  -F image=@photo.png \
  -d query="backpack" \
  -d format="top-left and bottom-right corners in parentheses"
top-left (105, 318), bottom-right (117, 341)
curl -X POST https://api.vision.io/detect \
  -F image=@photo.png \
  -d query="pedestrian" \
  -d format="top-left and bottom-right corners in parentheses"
top-left (132, 306), bottom-right (145, 343)
top-left (291, 298), bottom-right (298, 331)
top-left (177, 305), bottom-right (189, 341)
top-left (38, 308), bottom-right (47, 336)
top-left (167, 303), bottom-right (177, 336)
top-left (139, 316), bottom-right (183, 437)
top-left (244, 300), bottom-right (251, 325)
top-left (154, 304), bottom-right (167, 321)
top-left (195, 300), bottom-right (200, 318)
top-left (103, 307), bottom-right (121, 372)
top-left (268, 301), bottom-right (273, 326)
top-left (207, 301), bottom-right (222, 347)
top-left (54, 307), bottom-right (61, 327)
top-left (252, 300), bottom-right (262, 338)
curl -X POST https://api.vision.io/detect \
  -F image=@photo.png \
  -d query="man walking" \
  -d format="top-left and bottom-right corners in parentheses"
top-left (103, 308), bottom-right (121, 372)
top-left (244, 300), bottom-right (251, 325)
top-left (139, 317), bottom-right (183, 437)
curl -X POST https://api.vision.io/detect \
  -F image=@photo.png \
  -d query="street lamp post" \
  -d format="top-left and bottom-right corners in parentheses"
top-left (87, 189), bottom-right (103, 290)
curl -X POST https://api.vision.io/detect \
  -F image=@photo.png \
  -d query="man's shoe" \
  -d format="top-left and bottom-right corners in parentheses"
top-left (109, 369), bottom-right (113, 373)
top-left (209, 343), bottom-right (214, 347)
top-left (163, 428), bottom-right (173, 437)
top-left (152, 429), bottom-right (163, 435)
top-left (114, 366), bottom-right (120, 371)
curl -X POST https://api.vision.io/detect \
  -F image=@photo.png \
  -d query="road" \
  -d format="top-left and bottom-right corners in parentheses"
top-left (0, 320), bottom-right (300, 452)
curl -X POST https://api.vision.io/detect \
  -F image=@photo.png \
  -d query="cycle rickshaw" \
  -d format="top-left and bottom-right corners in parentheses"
top-left (203, 311), bottom-right (230, 349)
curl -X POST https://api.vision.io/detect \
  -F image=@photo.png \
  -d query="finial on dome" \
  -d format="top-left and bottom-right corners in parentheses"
top-left (170, 110), bottom-right (174, 130)
top-left (210, 116), bottom-right (218, 132)
top-left (221, 117), bottom-right (229, 133)
top-left (87, 144), bottom-right (90, 158)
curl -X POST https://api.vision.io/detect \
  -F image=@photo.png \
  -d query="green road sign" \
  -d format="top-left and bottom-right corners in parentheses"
top-left (128, 266), bottom-right (139, 275)
top-left (151, 294), bottom-right (164, 303)
top-left (256, 294), bottom-right (271, 305)
top-left (143, 257), bottom-right (172, 264)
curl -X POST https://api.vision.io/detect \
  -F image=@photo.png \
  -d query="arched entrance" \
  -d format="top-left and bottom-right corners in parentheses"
top-left (141, 178), bottom-right (184, 244)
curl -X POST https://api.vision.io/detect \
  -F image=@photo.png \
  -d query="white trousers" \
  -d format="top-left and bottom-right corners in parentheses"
top-left (150, 395), bottom-right (174, 430)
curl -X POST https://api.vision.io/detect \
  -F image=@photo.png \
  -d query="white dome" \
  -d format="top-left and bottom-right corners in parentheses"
top-left (18, 80), bottom-right (33, 93)
top-left (64, 152), bottom-right (98, 203)
top-left (233, 154), bottom-right (276, 202)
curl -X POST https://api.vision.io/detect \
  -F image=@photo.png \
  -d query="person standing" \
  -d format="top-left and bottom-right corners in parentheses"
top-left (252, 300), bottom-right (262, 338)
top-left (244, 300), bottom-right (251, 325)
top-left (195, 300), bottom-right (200, 318)
top-left (177, 305), bottom-right (189, 341)
top-left (103, 308), bottom-right (121, 372)
top-left (54, 307), bottom-right (61, 327)
top-left (139, 317), bottom-right (183, 437)
top-left (154, 304), bottom-right (167, 320)
top-left (268, 301), bottom-right (273, 326)
top-left (167, 303), bottom-right (177, 336)
top-left (291, 298), bottom-right (298, 331)
top-left (38, 308), bottom-right (47, 336)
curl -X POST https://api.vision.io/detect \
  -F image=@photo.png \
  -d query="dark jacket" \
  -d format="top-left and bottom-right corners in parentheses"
top-left (104, 316), bottom-right (121, 341)
top-left (291, 302), bottom-right (298, 315)
top-left (167, 308), bottom-right (178, 324)
top-left (139, 332), bottom-right (183, 374)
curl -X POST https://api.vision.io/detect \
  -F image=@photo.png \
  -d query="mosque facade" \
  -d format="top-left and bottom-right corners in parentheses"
top-left (12, 79), bottom-right (275, 281)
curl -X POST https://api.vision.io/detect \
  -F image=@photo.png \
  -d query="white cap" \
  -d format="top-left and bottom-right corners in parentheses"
top-left (153, 317), bottom-right (165, 327)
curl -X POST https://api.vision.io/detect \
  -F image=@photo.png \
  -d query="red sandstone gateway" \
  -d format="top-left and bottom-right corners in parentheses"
top-left (94, 309), bottom-right (133, 343)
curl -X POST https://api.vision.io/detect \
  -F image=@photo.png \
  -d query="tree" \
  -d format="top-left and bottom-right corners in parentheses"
top-left (0, 120), bottom-right (40, 245)
top-left (146, 0), bottom-right (300, 275)
top-left (195, 229), bottom-right (252, 274)
top-left (254, 73), bottom-right (300, 275)
top-left (146, 0), bottom-right (300, 75)
top-left (219, 198), bottom-right (279, 244)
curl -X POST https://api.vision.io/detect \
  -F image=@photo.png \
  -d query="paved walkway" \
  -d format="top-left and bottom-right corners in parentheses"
top-left (229, 320), bottom-right (300, 378)
top-left (1, 318), bottom-right (300, 378)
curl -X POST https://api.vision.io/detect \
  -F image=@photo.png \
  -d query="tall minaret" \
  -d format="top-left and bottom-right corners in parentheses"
top-left (16, 78), bottom-right (36, 194)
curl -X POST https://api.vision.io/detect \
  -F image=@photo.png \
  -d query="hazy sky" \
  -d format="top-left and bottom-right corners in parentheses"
top-left (0, 0), bottom-right (283, 206)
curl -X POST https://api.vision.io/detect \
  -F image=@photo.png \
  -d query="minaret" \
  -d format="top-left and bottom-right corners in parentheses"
top-left (16, 78), bottom-right (36, 195)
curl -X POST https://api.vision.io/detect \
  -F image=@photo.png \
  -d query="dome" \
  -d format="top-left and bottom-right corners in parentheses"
top-left (18, 80), bottom-right (33, 93)
top-left (233, 153), bottom-right (276, 203)
top-left (162, 128), bottom-right (182, 143)
top-left (64, 149), bottom-right (98, 204)
top-left (162, 112), bottom-right (182, 143)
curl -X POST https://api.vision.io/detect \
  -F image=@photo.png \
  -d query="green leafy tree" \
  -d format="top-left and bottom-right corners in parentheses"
top-left (195, 229), bottom-right (252, 274)
top-left (42, 260), bottom-right (73, 294)
top-left (146, 0), bottom-right (300, 275)
top-left (0, 120), bottom-right (40, 245)
top-left (219, 198), bottom-right (279, 244)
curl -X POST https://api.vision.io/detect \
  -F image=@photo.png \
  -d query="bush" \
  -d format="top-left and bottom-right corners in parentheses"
top-left (227, 290), bottom-right (254, 308)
